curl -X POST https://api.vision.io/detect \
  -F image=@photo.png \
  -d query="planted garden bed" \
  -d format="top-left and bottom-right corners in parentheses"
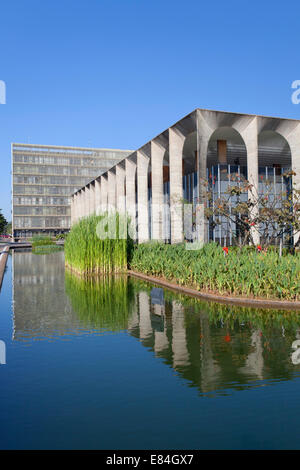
top-left (130, 242), bottom-right (300, 301)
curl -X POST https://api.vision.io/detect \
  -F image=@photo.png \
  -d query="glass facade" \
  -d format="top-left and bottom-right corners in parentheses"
top-left (182, 164), bottom-right (292, 246)
top-left (12, 143), bottom-right (132, 237)
top-left (157, 164), bottom-right (292, 245)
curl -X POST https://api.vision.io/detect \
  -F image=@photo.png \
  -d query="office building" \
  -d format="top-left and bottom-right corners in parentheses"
top-left (12, 143), bottom-right (132, 238)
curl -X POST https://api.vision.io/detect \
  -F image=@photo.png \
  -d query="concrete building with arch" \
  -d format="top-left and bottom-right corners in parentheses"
top-left (71, 109), bottom-right (300, 246)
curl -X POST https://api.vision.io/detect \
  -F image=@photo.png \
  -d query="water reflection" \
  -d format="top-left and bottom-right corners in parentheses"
top-left (12, 250), bottom-right (300, 395)
top-left (291, 336), bottom-right (300, 365)
top-left (12, 250), bottom-right (85, 340)
top-left (124, 283), bottom-right (300, 393)
top-left (64, 271), bottom-right (135, 331)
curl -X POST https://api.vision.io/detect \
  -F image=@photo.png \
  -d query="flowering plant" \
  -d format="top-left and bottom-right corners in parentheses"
top-left (203, 170), bottom-right (300, 252)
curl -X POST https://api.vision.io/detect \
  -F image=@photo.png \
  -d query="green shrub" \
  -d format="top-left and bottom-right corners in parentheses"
top-left (31, 235), bottom-right (55, 247)
top-left (32, 245), bottom-right (63, 255)
top-left (130, 242), bottom-right (300, 301)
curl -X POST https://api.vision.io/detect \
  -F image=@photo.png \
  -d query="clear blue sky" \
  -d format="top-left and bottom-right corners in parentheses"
top-left (1, 0), bottom-right (300, 221)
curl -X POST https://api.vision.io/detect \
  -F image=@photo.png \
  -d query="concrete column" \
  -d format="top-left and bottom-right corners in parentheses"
top-left (125, 158), bottom-right (137, 240)
top-left (95, 178), bottom-right (101, 215)
top-left (151, 140), bottom-right (164, 241)
top-left (242, 117), bottom-right (260, 245)
top-left (81, 190), bottom-right (85, 219)
top-left (89, 184), bottom-right (93, 216)
top-left (75, 193), bottom-right (79, 223)
top-left (90, 182), bottom-right (96, 215)
top-left (116, 164), bottom-right (126, 214)
top-left (196, 110), bottom-right (210, 245)
top-left (282, 123), bottom-right (300, 246)
top-left (77, 193), bottom-right (81, 221)
top-left (76, 191), bottom-right (80, 220)
top-left (169, 127), bottom-right (184, 244)
top-left (108, 170), bottom-right (116, 211)
top-left (81, 188), bottom-right (86, 218)
top-left (70, 195), bottom-right (75, 226)
top-left (82, 190), bottom-right (86, 218)
top-left (86, 185), bottom-right (90, 216)
top-left (137, 151), bottom-right (150, 243)
top-left (81, 186), bottom-right (87, 217)
top-left (85, 187), bottom-right (90, 217)
top-left (75, 193), bottom-right (79, 224)
top-left (100, 175), bottom-right (108, 212)
top-left (78, 190), bottom-right (83, 219)
top-left (85, 185), bottom-right (90, 216)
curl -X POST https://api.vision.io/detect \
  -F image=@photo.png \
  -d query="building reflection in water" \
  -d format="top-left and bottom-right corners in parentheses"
top-left (12, 250), bottom-right (84, 340)
top-left (12, 250), bottom-right (300, 394)
top-left (126, 284), bottom-right (300, 395)
top-left (291, 332), bottom-right (300, 365)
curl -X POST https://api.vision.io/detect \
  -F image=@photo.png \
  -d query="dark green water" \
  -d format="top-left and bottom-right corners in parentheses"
top-left (0, 249), bottom-right (300, 449)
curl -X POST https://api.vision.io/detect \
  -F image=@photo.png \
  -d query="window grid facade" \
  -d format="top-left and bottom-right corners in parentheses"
top-left (12, 143), bottom-right (132, 237)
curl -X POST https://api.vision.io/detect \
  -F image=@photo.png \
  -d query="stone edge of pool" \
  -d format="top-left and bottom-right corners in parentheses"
top-left (0, 243), bottom-right (34, 290)
top-left (0, 245), bottom-right (10, 289)
top-left (128, 270), bottom-right (300, 311)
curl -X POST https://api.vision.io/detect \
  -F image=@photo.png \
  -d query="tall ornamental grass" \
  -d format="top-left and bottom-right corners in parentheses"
top-left (65, 212), bottom-right (131, 275)
top-left (130, 242), bottom-right (300, 301)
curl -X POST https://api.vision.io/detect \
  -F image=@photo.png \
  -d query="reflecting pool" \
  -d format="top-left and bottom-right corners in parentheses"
top-left (0, 250), bottom-right (300, 449)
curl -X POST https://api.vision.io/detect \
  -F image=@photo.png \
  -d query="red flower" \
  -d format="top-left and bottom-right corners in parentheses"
top-left (224, 334), bottom-right (231, 342)
top-left (257, 245), bottom-right (262, 252)
top-left (223, 247), bottom-right (228, 255)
